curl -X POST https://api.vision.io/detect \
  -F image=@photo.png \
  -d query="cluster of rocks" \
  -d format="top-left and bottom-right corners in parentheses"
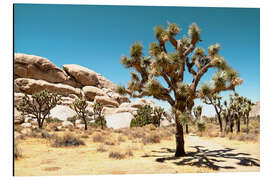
top-left (14, 53), bottom-right (172, 130)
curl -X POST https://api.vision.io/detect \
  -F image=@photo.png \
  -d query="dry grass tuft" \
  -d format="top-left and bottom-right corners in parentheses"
top-left (96, 144), bottom-right (107, 152)
top-left (51, 133), bottom-right (85, 147)
top-left (142, 132), bottom-right (161, 145)
top-left (14, 141), bottom-right (22, 159)
top-left (108, 151), bottom-right (126, 159)
top-left (92, 133), bottom-right (105, 143)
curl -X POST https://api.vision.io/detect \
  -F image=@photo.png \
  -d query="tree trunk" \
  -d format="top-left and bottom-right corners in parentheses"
top-left (185, 124), bottom-right (189, 134)
top-left (83, 117), bottom-right (87, 130)
top-left (246, 116), bottom-right (249, 134)
top-left (175, 111), bottom-right (186, 157)
top-left (236, 118), bottom-right (240, 133)
top-left (230, 118), bottom-right (234, 133)
top-left (214, 106), bottom-right (223, 132)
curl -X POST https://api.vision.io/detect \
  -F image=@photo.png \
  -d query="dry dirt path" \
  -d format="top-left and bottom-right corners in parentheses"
top-left (148, 134), bottom-right (260, 172)
top-left (14, 134), bottom-right (260, 176)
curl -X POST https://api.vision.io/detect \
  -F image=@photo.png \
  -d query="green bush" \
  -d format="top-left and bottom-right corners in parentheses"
top-left (45, 117), bottom-right (62, 123)
top-left (130, 105), bottom-right (154, 128)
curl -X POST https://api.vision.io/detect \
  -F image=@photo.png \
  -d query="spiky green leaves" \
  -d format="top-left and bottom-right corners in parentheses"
top-left (154, 25), bottom-right (168, 42)
top-left (116, 85), bottom-right (126, 95)
top-left (208, 43), bottom-right (221, 56)
top-left (194, 47), bottom-right (205, 57)
top-left (149, 42), bottom-right (161, 56)
top-left (120, 55), bottom-right (132, 68)
top-left (167, 23), bottom-right (181, 36)
top-left (144, 78), bottom-right (163, 95)
top-left (211, 71), bottom-right (226, 90)
top-left (176, 82), bottom-right (189, 98)
top-left (178, 113), bottom-right (189, 126)
top-left (168, 52), bottom-right (181, 64)
top-left (210, 55), bottom-right (228, 70)
top-left (199, 83), bottom-right (212, 97)
top-left (180, 35), bottom-right (190, 48)
top-left (130, 71), bottom-right (140, 81)
top-left (130, 42), bottom-right (143, 59)
top-left (188, 23), bottom-right (201, 44)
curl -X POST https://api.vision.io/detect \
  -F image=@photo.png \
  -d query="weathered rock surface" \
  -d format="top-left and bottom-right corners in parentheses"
top-left (62, 64), bottom-right (98, 86)
top-left (14, 53), bottom-right (67, 83)
top-left (250, 101), bottom-right (260, 117)
top-left (83, 86), bottom-right (106, 101)
top-left (14, 93), bottom-right (25, 106)
top-left (50, 105), bottom-right (77, 121)
top-left (62, 120), bottom-right (74, 128)
top-left (14, 108), bottom-right (24, 124)
top-left (94, 96), bottom-right (119, 108)
top-left (96, 73), bottom-right (117, 91)
top-left (15, 78), bottom-right (81, 97)
top-left (105, 112), bottom-right (133, 129)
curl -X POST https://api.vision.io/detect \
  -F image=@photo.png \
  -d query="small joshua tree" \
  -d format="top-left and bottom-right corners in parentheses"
top-left (153, 106), bottom-right (165, 127)
top-left (201, 93), bottom-right (224, 132)
top-left (193, 105), bottom-right (202, 120)
top-left (16, 90), bottom-right (62, 129)
top-left (240, 97), bottom-right (254, 134)
top-left (92, 102), bottom-right (106, 129)
top-left (117, 22), bottom-right (242, 156)
top-left (69, 98), bottom-right (91, 130)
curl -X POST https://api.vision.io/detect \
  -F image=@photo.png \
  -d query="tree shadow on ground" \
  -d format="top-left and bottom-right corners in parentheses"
top-left (142, 146), bottom-right (260, 171)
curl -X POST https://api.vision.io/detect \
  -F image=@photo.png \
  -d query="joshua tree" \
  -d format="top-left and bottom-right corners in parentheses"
top-left (153, 106), bottom-right (165, 127)
top-left (201, 93), bottom-right (224, 132)
top-left (16, 90), bottom-right (62, 129)
top-left (69, 98), bottom-right (91, 130)
top-left (240, 97), bottom-right (254, 134)
top-left (193, 105), bottom-right (202, 120)
top-left (117, 22), bottom-right (242, 156)
top-left (92, 102), bottom-right (106, 129)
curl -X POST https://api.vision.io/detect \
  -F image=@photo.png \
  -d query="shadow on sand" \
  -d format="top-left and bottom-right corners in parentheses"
top-left (142, 146), bottom-right (260, 171)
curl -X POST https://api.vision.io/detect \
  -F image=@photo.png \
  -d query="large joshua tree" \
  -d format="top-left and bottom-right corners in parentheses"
top-left (117, 22), bottom-right (242, 157)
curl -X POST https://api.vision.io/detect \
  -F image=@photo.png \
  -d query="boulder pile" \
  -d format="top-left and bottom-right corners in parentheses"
top-left (14, 53), bottom-right (172, 129)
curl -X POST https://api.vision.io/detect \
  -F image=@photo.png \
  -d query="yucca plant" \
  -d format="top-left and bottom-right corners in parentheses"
top-left (117, 22), bottom-right (242, 157)
top-left (69, 98), bottom-right (92, 130)
top-left (16, 90), bottom-right (62, 129)
top-left (93, 102), bottom-right (106, 129)
top-left (153, 107), bottom-right (165, 127)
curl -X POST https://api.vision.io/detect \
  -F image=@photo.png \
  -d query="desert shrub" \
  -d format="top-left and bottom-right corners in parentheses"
top-left (236, 133), bottom-right (258, 141)
top-left (81, 134), bottom-right (89, 139)
top-left (41, 130), bottom-right (55, 139)
top-left (96, 144), bottom-right (107, 152)
top-left (142, 132), bottom-right (161, 144)
top-left (114, 128), bottom-right (130, 136)
top-left (130, 105), bottom-right (153, 128)
top-left (197, 120), bottom-right (206, 135)
top-left (51, 133), bottom-right (85, 147)
top-left (14, 141), bottom-right (22, 159)
top-left (117, 135), bottom-right (126, 142)
top-left (92, 133), bottom-right (105, 143)
top-left (125, 148), bottom-right (134, 157)
top-left (45, 117), bottom-right (62, 123)
top-left (108, 151), bottom-right (126, 159)
top-left (104, 140), bottom-right (116, 146)
top-left (67, 115), bottom-right (78, 126)
top-left (130, 128), bottom-right (146, 139)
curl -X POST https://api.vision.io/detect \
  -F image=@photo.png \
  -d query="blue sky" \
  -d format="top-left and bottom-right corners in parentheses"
top-left (14, 4), bottom-right (260, 116)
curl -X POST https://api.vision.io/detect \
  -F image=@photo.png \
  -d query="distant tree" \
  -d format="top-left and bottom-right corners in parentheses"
top-left (153, 106), bottom-right (165, 127)
top-left (16, 90), bottom-right (62, 129)
top-left (92, 102), bottom-right (106, 129)
top-left (116, 22), bottom-right (242, 156)
top-left (69, 98), bottom-right (91, 130)
top-left (240, 97), bottom-right (254, 134)
top-left (193, 105), bottom-right (202, 120)
top-left (130, 105), bottom-right (153, 128)
top-left (201, 93), bottom-right (224, 132)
